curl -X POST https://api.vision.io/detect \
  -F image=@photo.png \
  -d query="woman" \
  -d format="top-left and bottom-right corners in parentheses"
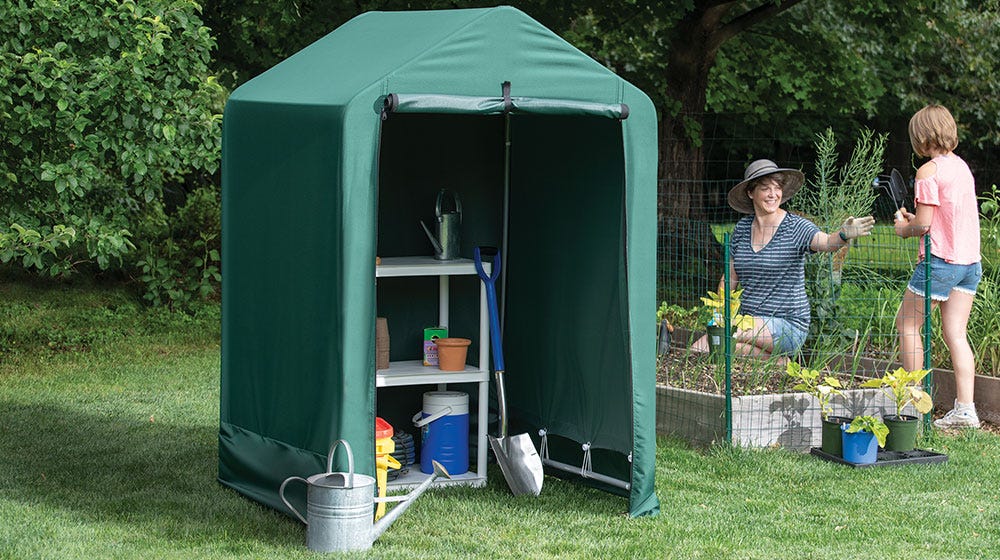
top-left (894, 105), bottom-right (982, 429)
top-left (693, 159), bottom-right (875, 360)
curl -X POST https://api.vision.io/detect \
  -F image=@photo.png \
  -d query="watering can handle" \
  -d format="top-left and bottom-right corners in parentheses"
top-left (412, 406), bottom-right (452, 428)
top-left (278, 476), bottom-right (309, 525)
top-left (435, 189), bottom-right (462, 223)
top-left (325, 439), bottom-right (355, 488)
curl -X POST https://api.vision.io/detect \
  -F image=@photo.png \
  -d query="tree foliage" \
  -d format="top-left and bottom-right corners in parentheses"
top-left (539, 0), bottom-right (1000, 205)
top-left (202, 0), bottom-right (474, 88)
top-left (0, 0), bottom-right (223, 304)
top-left (709, 0), bottom-right (1000, 164)
top-left (891, 0), bottom-right (1000, 149)
top-left (4, 0), bottom-right (997, 308)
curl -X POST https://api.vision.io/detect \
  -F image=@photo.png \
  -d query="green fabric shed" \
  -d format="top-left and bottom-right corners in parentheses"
top-left (220, 6), bottom-right (660, 518)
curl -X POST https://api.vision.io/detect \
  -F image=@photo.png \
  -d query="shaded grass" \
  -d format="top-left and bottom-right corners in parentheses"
top-left (2, 280), bottom-right (1000, 559)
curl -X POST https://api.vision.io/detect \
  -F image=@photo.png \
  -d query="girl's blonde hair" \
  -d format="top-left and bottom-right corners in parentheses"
top-left (908, 104), bottom-right (958, 156)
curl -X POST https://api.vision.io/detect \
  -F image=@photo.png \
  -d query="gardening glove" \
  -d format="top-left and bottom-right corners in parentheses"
top-left (840, 215), bottom-right (875, 240)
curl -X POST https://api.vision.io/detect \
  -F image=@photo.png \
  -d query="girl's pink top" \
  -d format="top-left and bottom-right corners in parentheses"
top-left (914, 153), bottom-right (981, 264)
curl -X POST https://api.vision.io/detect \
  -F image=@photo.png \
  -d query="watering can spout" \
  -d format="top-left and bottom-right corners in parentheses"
top-left (420, 220), bottom-right (443, 254)
top-left (371, 460), bottom-right (450, 542)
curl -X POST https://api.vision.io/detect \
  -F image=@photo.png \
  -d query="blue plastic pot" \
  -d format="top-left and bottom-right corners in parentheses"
top-left (841, 424), bottom-right (878, 465)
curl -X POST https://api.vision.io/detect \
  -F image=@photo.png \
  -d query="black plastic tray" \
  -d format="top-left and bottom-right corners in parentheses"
top-left (810, 447), bottom-right (948, 468)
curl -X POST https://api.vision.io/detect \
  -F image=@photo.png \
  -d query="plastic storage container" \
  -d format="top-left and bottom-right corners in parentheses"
top-left (413, 391), bottom-right (469, 475)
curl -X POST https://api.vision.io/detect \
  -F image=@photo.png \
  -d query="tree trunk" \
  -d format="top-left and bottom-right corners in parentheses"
top-left (656, 0), bottom-right (806, 220)
top-left (657, 6), bottom-right (728, 221)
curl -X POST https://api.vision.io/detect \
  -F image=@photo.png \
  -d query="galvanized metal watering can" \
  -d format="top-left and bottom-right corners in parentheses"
top-left (420, 189), bottom-right (462, 261)
top-left (279, 439), bottom-right (450, 553)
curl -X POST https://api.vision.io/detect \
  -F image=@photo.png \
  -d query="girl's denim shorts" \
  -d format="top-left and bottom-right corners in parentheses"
top-left (908, 254), bottom-right (982, 301)
top-left (761, 316), bottom-right (808, 356)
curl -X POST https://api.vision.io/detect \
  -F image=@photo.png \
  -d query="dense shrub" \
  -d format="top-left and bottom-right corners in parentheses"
top-left (0, 0), bottom-right (224, 306)
top-left (135, 185), bottom-right (220, 307)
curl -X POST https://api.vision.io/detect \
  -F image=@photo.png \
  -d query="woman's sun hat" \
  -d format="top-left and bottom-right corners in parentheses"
top-left (728, 159), bottom-right (805, 214)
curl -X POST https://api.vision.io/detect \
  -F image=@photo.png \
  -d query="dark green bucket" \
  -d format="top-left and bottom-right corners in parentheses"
top-left (884, 415), bottom-right (919, 452)
top-left (821, 416), bottom-right (851, 457)
top-left (706, 325), bottom-right (726, 360)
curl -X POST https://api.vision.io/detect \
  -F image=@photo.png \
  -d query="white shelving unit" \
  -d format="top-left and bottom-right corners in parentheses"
top-left (375, 256), bottom-right (489, 489)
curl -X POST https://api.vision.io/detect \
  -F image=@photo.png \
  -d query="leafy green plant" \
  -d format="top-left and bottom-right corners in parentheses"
top-left (793, 128), bottom-right (885, 229)
top-left (965, 184), bottom-right (1000, 376)
top-left (657, 301), bottom-right (699, 330)
top-left (134, 186), bottom-right (221, 309)
top-left (860, 367), bottom-right (933, 417)
top-left (846, 415), bottom-right (889, 448)
top-left (785, 362), bottom-right (844, 421)
top-left (0, 223), bottom-right (78, 273)
top-left (969, 272), bottom-right (1000, 376)
top-left (699, 287), bottom-right (754, 330)
top-left (0, 0), bottom-right (223, 296)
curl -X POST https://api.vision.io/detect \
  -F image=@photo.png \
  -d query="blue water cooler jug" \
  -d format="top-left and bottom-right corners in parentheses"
top-left (413, 391), bottom-right (469, 475)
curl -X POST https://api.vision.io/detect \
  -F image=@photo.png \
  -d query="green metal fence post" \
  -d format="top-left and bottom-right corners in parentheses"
top-left (724, 233), bottom-right (732, 444)
top-left (924, 234), bottom-right (933, 433)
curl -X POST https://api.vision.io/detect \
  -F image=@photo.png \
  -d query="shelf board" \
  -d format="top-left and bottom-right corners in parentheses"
top-left (386, 468), bottom-right (487, 490)
top-left (376, 360), bottom-right (487, 387)
top-left (376, 256), bottom-right (488, 278)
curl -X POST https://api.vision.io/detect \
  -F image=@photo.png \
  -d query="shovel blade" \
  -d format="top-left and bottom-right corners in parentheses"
top-left (489, 433), bottom-right (544, 496)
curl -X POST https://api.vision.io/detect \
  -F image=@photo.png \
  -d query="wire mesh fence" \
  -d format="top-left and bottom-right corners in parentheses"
top-left (654, 113), bottom-right (1000, 449)
top-left (654, 193), bottom-right (935, 450)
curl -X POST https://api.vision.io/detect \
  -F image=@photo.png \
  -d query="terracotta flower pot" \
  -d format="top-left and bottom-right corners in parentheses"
top-left (434, 337), bottom-right (471, 371)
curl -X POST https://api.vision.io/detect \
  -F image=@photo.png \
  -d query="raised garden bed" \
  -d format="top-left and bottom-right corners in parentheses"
top-left (655, 329), bottom-right (1000, 448)
top-left (928, 369), bottom-right (1000, 426)
top-left (655, 383), bottom-right (898, 450)
top-left (656, 333), bottom-right (914, 450)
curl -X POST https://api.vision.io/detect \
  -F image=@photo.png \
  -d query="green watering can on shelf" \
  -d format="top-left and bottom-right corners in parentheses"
top-left (420, 188), bottom-right (462, 261)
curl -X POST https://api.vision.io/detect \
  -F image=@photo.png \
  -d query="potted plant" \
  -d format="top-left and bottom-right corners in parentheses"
top-left (842, 415), bottom-right (888, 465)
top-left (860, 367), bottom-right (932, 452)
top-left (786, 362), bottom-right (848, 456)
top-left (699, 287), bottom-right (754, 359)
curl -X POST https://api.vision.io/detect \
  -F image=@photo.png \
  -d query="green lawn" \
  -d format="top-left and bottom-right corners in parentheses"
top-left (2, 279), bottom-right (999, 559)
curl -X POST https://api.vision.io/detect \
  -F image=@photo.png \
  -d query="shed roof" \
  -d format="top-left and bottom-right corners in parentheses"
top-left (230, 6), bottom-right (627, 106)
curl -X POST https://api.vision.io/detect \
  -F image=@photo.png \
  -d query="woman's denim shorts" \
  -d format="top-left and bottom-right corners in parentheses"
top-left (761, 316), bottom-right (808, 356)
top-left (908, 254), bottom-right (982, 301)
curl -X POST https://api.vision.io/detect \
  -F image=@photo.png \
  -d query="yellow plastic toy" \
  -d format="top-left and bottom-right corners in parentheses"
top-left (374, 417), bottom-right (401, 520)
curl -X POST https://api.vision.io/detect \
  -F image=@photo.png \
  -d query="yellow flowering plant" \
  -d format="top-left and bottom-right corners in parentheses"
top-left (860, 367), bottom-right (933, 418)
top-left (785, 362), bottom-right (843, 421)
top-left (700, 288), bottom-right (755, 331)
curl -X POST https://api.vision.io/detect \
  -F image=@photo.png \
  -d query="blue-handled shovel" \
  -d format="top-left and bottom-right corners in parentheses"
top-left (474, 246), bottom-right (543, 496)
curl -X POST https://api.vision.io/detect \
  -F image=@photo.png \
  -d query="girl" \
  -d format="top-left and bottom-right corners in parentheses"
top-left (894, 105), bottom-right (982, 429)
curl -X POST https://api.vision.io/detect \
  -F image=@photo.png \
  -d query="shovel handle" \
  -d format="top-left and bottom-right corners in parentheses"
top-left (494, 369), bottom-right (508, 439)
top-left (474, 246), bottom-right (500, 282)
top-left (474, 246), bottom-right (504, 373)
